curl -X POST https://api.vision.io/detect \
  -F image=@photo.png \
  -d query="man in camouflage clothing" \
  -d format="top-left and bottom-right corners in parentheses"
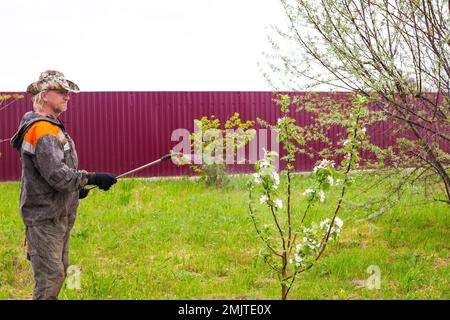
top-left (11, 70), bottom-right (118, 300)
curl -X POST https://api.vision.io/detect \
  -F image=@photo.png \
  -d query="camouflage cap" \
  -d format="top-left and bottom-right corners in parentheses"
top-left (26, 70), bottom-right (80, 96)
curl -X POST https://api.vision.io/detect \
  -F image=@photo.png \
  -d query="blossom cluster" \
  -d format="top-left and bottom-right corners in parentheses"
top-left (302, 158), bottom-right (341, 204)
top-left (302, 188), bottom-right (325, 202)
top-left (277, 117), bottom-right (289, 125)
top-left (312, 159), bottom-right (335, 173)
top-left (259, 194), bottom-right (283, 209)
top-left (319, 217), bottom-right (344, 241)
top-left (253, 149), bottom-right (283, 209)
top-left (289, 216), bottom-right (344, 269)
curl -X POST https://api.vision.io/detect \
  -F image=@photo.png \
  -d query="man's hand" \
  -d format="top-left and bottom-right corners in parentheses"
top-left (87, 172), bottom-right (118, 191)
top-left (79, 187), bottom-right (90, 199)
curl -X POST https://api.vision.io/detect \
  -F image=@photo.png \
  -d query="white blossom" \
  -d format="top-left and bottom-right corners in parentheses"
top-left (327, 175), bottom-right (334, 186)
top-left (362, 127), bottom-right (367, 133)
top-left (313, 159), bottom-right (335, 172)
top-left (271, 171), bottom-right (280, 189)
top-left (253, 173), bottom-right (261, 184)
top-left (289, 258), bottom-right (293, 264)
top-left (277, 117), bottom-right (287, 125)
top-left (319, 217), bottom-right (344, 240)
top-left (343, 139), bottom-right (351, 146)
top-left (271, 171), bottom-right (280, 186)
top-left (260, 195), bottom-right (269, 204)
top-left (320, 218), bottom-right (330, 229)
top-left (302, 227), bottom-right (312, 233)
top-left (334, 217), bottom-right (344, 229)
top-left (302, 188), bottom-right (314, 196)
top-left (259, 160), bottom-right (270, 168)
top-left (274, 198), bottom-right (283, 209)
top-left (318, 190), bottom-right (325, 202)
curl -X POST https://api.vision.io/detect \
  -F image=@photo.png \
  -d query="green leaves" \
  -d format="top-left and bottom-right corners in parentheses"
top-left (188, 113), bottom-right (256, 187)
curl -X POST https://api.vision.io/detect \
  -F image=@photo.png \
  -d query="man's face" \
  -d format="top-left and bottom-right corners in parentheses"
top-left (43, 89), bottom-right (70, 114)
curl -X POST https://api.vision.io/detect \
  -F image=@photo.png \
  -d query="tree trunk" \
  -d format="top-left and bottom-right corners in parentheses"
top-left (281, 252), bottom-right (288, 300)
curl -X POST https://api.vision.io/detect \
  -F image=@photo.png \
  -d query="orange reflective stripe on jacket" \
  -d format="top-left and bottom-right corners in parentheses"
top-left (22, 121), bottom-right (66, 153)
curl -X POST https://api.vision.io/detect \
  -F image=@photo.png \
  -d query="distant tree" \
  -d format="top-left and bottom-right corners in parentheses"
top-left (183, 113), bottom-right (255, 187)
top-left (262, 0), bottom-right (449, 204)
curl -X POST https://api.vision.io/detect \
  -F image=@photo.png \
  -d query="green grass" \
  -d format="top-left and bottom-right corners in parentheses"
top-left (0, 173), bottom-right (448, 300)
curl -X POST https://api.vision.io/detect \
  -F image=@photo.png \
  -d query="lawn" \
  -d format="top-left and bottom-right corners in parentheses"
top-left (0, 172), bottom-right (448, 300)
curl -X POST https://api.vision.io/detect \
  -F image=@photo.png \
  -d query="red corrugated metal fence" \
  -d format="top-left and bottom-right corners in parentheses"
top-left (0, 91), bottom-right (409, 181)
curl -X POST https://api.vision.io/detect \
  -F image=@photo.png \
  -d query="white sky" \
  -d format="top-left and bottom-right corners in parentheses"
top-left (0, 0), bottom-right (290, 91)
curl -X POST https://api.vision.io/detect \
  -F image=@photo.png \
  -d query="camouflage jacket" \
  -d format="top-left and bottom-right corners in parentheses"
top-left (11, 111), bottom-right (89, 226)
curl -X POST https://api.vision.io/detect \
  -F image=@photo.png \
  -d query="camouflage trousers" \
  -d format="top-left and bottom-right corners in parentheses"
top-left (25, 215), bottom-right (74, 300)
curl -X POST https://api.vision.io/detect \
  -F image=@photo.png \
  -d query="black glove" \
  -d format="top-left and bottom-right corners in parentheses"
top-left (87, 172), bottom-right (117, 191)
top-left (79, 187), bottom-right (90, 199)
